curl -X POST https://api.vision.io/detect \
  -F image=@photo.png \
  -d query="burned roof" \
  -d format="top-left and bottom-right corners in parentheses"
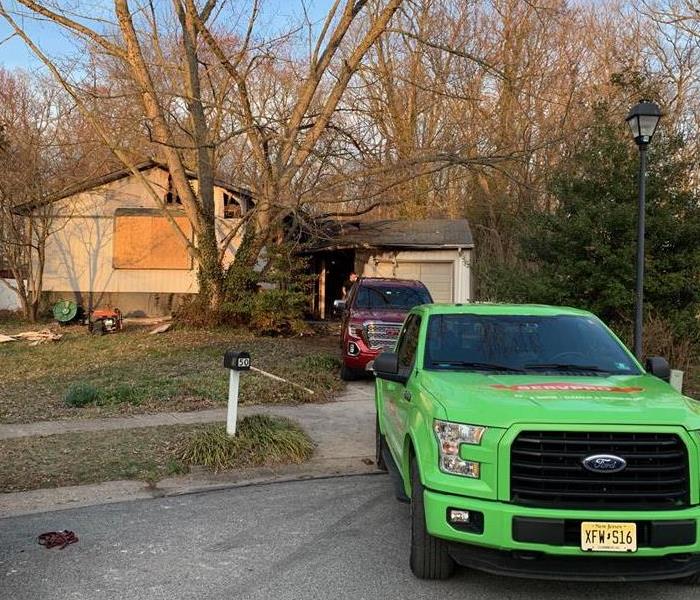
top-left (17, 159), bottom-right (252, 212)
top-left (310, 219), bottom-right (474, 251)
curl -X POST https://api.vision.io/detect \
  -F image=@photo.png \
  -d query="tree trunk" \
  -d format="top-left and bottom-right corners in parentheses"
top-left (198, 235), bottom-right (225, 312)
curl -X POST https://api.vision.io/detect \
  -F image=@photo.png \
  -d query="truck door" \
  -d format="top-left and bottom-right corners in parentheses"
top-left (383, 314), bottom-right (422, 468)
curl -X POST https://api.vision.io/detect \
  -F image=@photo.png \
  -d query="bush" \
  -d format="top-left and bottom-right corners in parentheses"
top-left (174, 296), bottom-right (225, 328)
top-left (177, 415), bottom-right (314, 472)
top-left (249, 289), bottom-right (308, 335)
top-left (64, 383), bottom-right (100, 407)
top-left (218, 242), bottom-right (315, 335)
top-left (611, 314), bottom-right (696, 372)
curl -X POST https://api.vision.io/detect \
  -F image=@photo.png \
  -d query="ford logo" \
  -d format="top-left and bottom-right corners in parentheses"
top-left (582, 454), bottom-right (627, 473)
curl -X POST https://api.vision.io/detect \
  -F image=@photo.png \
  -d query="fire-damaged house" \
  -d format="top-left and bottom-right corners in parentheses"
top-left (13, 160), bottom-right (473, 317)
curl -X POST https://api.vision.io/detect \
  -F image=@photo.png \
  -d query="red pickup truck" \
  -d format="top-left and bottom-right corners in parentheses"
top-left (335, 277), bottom-right (433, 380)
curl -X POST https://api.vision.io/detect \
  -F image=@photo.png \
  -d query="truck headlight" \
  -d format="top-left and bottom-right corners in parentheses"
top-left (433, 420), bottom-right (486, 478)
top-left (348, 324), bottom-right (364, 339)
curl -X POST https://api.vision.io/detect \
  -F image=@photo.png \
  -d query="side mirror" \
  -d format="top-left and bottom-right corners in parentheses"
top-left (333, 299), bottom-right (346, 315)
top-left (374, 352), bottom-right (408, 385)
top-left (645, 356), bottom-right (671, 382)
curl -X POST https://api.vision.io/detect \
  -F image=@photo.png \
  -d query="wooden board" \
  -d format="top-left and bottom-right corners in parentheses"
top-left (113, 214), bottom-right (193, 270)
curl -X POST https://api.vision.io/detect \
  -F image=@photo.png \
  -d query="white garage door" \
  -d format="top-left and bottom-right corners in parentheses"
top-left (394, 262), bottom-right (453, 303)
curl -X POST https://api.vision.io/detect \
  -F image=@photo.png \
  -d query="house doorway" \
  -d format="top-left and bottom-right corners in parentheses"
top-left (311, 249), bottom-right (355, 319)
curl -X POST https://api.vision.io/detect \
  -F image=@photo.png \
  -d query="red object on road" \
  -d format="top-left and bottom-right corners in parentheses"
top-left (37, 530), bottom-right (79, 549)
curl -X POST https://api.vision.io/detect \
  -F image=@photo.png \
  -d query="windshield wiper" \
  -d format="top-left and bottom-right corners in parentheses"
top-left (432, 361), bottom-right (526, 373)
top-left (524, 363), bottom-right (610, 374)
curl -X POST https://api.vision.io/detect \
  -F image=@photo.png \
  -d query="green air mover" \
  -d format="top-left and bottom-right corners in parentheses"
top-left (52, 299), bottom-right (78, 323)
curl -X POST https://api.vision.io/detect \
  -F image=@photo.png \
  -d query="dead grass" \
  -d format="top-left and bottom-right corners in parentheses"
top-left (0, 425), bottom-right (194, 492)
top-left (0, 417), bottom-right (314, 492)
top-left (0, 322), bottom-right (343, 424)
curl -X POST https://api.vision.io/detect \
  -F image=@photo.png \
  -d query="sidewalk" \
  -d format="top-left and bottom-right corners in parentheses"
top-left (0, 381), bottom-right (378, 518)
top-left (0, 380), bottom-right (374, 441)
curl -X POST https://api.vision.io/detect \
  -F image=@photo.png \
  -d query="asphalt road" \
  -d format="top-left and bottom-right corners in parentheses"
top-left (0, 474), bottom-right (696, 600)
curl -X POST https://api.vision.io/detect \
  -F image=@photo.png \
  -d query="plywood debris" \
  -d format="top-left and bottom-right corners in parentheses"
top-left (149, 323), bottom-right (173, 335)
top-left (0, 329), bottom-right (62, 344)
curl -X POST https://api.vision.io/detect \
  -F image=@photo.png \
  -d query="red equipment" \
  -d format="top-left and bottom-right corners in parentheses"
top-left (88, 308), bottom-right (123, 335)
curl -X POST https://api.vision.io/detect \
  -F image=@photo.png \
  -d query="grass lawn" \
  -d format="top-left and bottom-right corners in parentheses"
top-left (0, 415), bottom-right (314, 492)
top-left (0, 320), bottom-right (343, 424)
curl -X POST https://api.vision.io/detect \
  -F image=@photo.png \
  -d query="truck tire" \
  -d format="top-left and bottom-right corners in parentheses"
top-left (341, 363), bottom-right (361, 381)
top-left (376, 416), bottom-right (388, 471)
top-left (409, 458), bottom-right (455, 579)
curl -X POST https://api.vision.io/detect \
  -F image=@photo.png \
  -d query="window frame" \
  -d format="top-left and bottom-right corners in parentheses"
top-left (396, 314), bottom-right (422, 376)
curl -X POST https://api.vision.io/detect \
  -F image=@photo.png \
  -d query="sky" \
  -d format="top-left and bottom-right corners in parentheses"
top-left (0, 0), bottom-right (333, 70)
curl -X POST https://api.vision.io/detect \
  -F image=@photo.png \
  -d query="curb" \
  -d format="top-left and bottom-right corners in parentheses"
top-left (0, 458), bottom-right (382, 519)
top-left (159, 468), bottom-right (386, 500)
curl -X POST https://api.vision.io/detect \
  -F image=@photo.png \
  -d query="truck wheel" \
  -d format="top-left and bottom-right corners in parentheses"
top-left (341, 363), bottom-right (361, 381)
top-left (375, 416), bottom-right (387, 471)
top-left (409, 458), bottom-right (455, 579)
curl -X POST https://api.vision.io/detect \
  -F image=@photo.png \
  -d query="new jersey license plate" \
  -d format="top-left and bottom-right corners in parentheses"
top-left (581, 521), bottom-right (637, 552)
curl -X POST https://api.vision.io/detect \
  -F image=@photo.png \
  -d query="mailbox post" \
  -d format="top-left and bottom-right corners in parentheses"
top-left (223, 350), bottom-right (251, 436)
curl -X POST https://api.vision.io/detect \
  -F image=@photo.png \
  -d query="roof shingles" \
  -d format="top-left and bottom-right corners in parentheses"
top-left (312, 219), bottom-right (473, 250)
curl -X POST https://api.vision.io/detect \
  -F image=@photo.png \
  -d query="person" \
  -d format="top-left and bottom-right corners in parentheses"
top-left (342, 271), bottom-right (358, 298)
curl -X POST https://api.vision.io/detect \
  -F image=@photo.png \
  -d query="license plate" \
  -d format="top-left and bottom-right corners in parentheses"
top-left (581, 521), bottom-right (637, 552)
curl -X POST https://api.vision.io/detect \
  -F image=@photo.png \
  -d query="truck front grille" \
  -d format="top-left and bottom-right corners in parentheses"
top-left (510, 431), bottom-right (689, 510)
top-left (364, 322), bottom-right (401, 350)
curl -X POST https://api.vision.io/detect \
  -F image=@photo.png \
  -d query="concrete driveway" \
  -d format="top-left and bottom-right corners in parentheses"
top-left (0, 474), bottom-right (694, 600)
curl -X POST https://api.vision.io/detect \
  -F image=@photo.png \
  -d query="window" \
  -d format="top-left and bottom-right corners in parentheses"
top-left (165, 174), bottom-right (182, 205)
top-left (355, 284), bottom-right (432, 310)
top-left (223, 192), bottom-right (242, 218)
top-left (424, 314), bottom-right (640, 375)
top-left (397, 315), bottom-right (422, 371)
top-left (113, 211), bottom-right (193, 270)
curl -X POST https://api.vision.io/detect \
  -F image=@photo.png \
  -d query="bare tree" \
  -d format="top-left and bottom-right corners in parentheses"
top-left (0, 69), bottom-right (66, 321)
top-left (0, 0), bottom-right (408, 311)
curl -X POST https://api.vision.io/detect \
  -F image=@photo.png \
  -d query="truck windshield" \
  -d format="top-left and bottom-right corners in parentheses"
top-left (355, 284), bottom-right (432, 310)
top-left (425, 314), bottom-right (641, 375)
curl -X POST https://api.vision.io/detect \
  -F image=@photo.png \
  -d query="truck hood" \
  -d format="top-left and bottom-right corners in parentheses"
top-left (351, 308), bottom-right (408, 323)
top-left (421, 371), bottom-right (700, 430)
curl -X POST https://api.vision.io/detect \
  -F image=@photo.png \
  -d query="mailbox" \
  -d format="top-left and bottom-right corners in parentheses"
top-left (224, 350), bottom-right (251, 371)
top-left (223, 350), bottom-right (250, 436)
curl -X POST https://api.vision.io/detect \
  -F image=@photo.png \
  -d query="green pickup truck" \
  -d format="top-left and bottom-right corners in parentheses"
top-left (374, 303), bottom-right (700, 583)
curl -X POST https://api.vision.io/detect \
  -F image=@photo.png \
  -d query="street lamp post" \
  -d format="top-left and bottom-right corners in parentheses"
top-left (625, 100), bottom-right (662, 360)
